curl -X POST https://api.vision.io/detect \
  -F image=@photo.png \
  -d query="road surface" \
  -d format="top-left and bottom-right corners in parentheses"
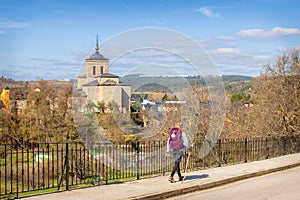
top-left (170, 166), bottom-right (300, 200)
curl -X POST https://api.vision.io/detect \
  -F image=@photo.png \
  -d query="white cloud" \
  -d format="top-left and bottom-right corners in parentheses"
top-left (278, 45), bottom-right (300, 52)
top-left (208, 47), bottom-right (275, 76)
top-left (272, 27), bottom-right (300, 35)
top-left (198, 38), bottom-right (215, 49)
top-left (216, 36), bottom-right (235, 41)
top-left (215, 47), bottom-right (241, 55)
top-left (253, 55), bottom-right (272, 60)
top-left (198, 7), bottom-right (219, 18)
top-left (0, 18), bottom-right (30, 35)
top-left (72, 51), bottom-right (90, 61)
top-left (0, 18), bottom-right (30, 29)
top-left (31, 58), bottom-right (60, 62)
top-left (277, 46), bottom-right (288, 52)
top-left (237, 27), bottom-right (300, 39)
top-left (198, 37), bottom-right (236, 51)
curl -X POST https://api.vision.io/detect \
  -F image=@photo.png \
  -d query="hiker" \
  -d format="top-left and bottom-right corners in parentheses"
top-left (166, 121), bottom-right (190, 183)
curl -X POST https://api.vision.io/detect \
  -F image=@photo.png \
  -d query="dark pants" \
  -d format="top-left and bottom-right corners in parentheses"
top-left (170, 151), bottom-right (182, 177)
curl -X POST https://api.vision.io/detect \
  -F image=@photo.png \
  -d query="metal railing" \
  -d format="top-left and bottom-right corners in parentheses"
top-left (0, 134), bottom-right (299, 199)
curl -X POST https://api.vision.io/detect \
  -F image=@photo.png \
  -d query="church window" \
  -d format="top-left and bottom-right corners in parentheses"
top-left (93, 66), bottom-right (96, 75)
top-left (100, 66), bottom-right (103, 74)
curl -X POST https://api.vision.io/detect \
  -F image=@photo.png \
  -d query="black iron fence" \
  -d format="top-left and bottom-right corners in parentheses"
top-left (0, 134), bottom-right (299, 199)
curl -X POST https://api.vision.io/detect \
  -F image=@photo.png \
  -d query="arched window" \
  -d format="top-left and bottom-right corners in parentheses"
top-left (100, 66), bottom-right (103, 74)
top-left (93, 66), bottom-right (96, 75)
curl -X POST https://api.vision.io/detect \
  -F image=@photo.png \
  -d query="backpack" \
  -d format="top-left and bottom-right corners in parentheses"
top-left (169, 128), bottom-right (183, 150)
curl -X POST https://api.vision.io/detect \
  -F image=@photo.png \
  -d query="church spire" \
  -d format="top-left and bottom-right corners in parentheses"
top-left (96, 35), bottom-right (99, 54)
top-left (87, 35), bottom-right (107, 60)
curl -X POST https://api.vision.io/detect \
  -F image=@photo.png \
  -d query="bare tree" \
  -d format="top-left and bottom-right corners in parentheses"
top-left (19, 80), bottom-right (77, 143)
top-left (252, 49), bottom-right (300, 136)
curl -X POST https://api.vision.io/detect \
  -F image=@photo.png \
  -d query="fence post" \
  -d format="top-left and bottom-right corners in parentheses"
top-left (265, 137), bottom-right (269, 159)
top-left (65, 142), bottom-right (69, 191)
top-left (136, 141), bottom-right (140, 180)
top-left (4, 144), bottom-right (7, 195)
top-left (16, 143), bottom-right (19, 199)
top-left (218, 139), bottom-right (222, 167)
top-left (105, 144), bottom-right (108, 185)
top-left (244, 138), bottom-right (248, 163)
top-left (282, 136), bottom-right (286, 155)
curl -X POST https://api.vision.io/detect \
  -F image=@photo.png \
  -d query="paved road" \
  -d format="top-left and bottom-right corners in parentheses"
top-left (170, 166), bottom-right (300, 200)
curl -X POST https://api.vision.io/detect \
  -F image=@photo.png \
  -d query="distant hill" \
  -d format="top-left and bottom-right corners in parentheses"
top-left (121, 74), bottom-right (253, 92)
top-left (121, 75), bottom-right (191, 92)
top-left (135, 83), bottom-right (172, 93)
top-left (0, 77), bottom-right (26, 91)
top-left (221, 75), bottom-right (253, 82)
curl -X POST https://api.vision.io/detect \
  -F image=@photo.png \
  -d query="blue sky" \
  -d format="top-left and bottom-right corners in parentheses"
top-left (0, 0), bottom-right (299, 81)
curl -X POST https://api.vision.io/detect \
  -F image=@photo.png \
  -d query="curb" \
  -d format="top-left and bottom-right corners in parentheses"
top-left (130, 162), bottom-right (300, 200)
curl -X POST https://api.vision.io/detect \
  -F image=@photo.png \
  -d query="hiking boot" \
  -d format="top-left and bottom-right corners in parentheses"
top-left (168, 176), bottom-right (175, 183)
top-left (179, 176), bottom-right (184, 181)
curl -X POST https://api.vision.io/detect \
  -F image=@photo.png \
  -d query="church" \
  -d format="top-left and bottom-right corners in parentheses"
top-left (76, 37), bottom-right (131, 112)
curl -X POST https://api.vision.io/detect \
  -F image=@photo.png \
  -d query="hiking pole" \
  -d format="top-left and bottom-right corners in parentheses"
top-left (181, 144), bottom-right (193, 184)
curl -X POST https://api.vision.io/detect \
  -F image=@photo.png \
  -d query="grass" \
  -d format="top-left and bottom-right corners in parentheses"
top-left (3, 186), bottom-right (65, 199)
top-left (0, 152), bottom-right (35, 166)
top-left (0, 173), bottom-right (165, 199)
